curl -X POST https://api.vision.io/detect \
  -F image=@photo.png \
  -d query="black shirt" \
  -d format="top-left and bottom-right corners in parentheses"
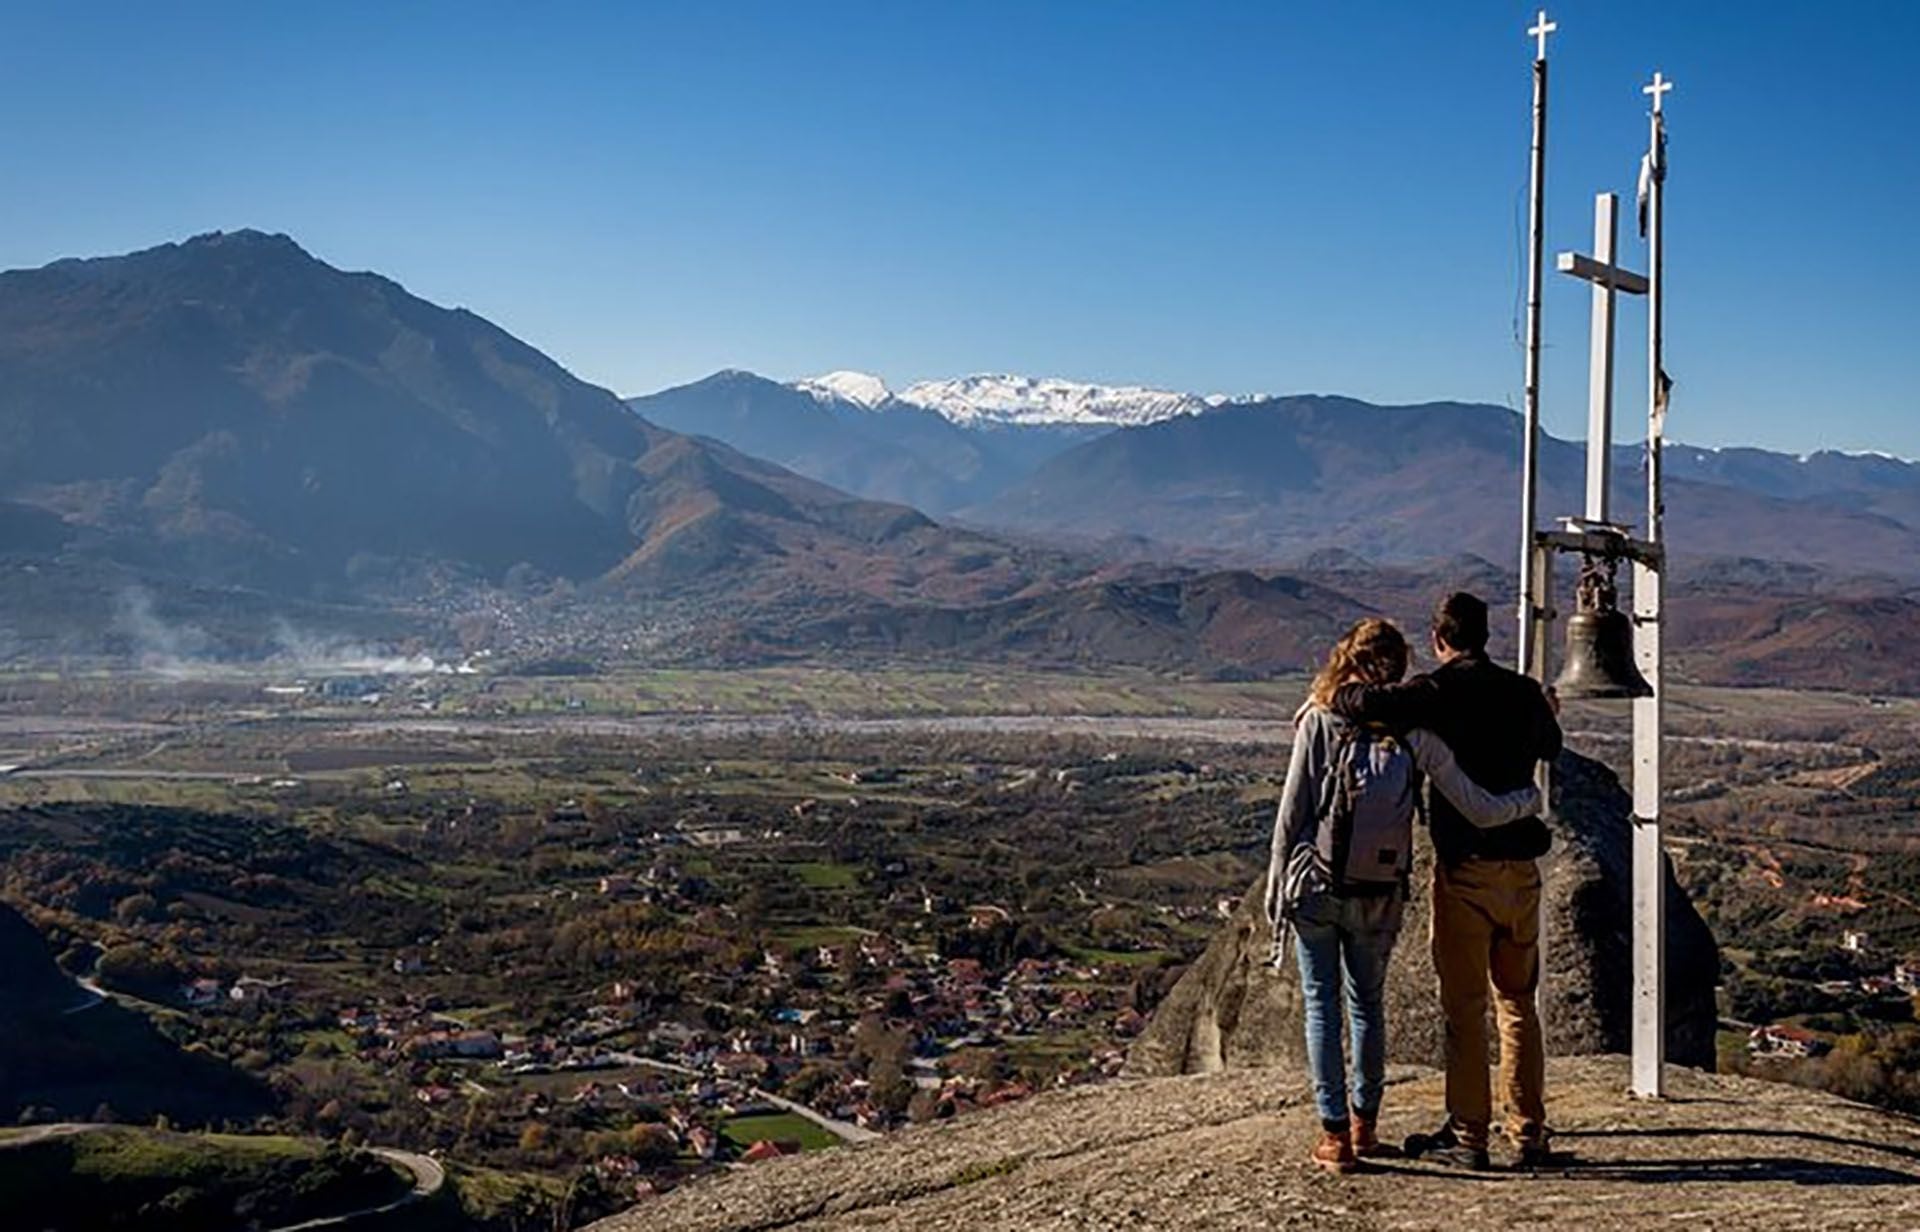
top-left (1332, 650), bottom-right (1562, 865)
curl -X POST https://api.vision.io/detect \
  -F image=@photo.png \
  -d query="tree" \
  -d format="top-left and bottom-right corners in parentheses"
top-left (95, 941), bottom-right (180, 998)
top-left (952, 1047), bottom-right (1006, 1084)
top-left (629, 1123), bottom-right (677, 1164)
top-left (783, 1065), bottom-right (838, 1103)
top-left (519, 1122), bottom-right (552, 1153)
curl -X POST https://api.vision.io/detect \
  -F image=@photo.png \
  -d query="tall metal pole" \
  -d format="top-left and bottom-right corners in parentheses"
top-left (1630, 71), bottom-right (1672, 1100)
top-left (1517, 11), bottom-right (1554, 677)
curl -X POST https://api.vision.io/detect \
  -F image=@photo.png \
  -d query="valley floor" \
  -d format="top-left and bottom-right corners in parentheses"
top-left (4, 665), bottom-right (1920, 1222)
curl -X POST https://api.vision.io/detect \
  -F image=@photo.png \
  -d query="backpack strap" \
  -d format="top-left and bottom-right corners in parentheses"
top-left (1407, 746), bottom-right (1428, 900)
top-left (1323, 725), bottom-right (1361, 896)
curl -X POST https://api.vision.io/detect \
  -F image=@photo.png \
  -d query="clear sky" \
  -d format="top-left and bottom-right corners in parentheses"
top-left (0, 2), bottom-right (1913, 456)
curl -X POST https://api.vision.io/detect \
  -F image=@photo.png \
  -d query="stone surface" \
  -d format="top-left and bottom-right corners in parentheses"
top-left (590, 1056), bottom-right (1920, 1231)
top-left (1126, 750), bottom-right (1720, 1078)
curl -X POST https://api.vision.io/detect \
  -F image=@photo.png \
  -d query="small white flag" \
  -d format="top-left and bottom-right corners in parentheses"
top-left (1637, 154), bottom-right (1653, 238)
top-left (1638, 125), bottom-right (1667, 238)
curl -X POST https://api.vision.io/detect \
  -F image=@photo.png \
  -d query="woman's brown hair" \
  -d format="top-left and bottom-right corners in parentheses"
top-left (1308, 617), bottom-right (1410, 710)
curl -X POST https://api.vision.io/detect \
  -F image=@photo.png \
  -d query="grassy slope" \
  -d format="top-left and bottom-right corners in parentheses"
top-left (0, 1126), bottom-right (407, 1231)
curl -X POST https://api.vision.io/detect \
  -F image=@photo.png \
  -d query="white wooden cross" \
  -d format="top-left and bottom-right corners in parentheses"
top-left (1529, 10), bottom-right (1557, 61)
top-left (1557, 194), bottom-right (1648, 524)
top-left (1644, 71), bottom-right (1673, 114)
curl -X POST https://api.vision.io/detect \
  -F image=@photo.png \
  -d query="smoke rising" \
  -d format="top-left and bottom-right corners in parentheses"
top-left (114, 586), bottom-right (471, 677)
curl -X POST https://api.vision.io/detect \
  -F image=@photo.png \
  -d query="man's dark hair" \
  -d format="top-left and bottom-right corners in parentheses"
top-left (1433, 591), bottom-right (1490, 654)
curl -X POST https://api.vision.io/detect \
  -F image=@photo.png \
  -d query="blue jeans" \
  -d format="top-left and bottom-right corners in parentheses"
top-left (1292, 889), bottom-right (1404, 1129)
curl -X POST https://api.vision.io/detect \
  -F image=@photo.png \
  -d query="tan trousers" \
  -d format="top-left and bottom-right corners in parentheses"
top-left (1430, 858), bottom-right (1547, 1149)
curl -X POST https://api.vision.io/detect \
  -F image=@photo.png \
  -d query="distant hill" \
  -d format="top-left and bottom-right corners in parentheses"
top-left (627, 372), bottom-right (1920, 581)
top-left (770, 569), bottom-right (1362, 675)
top-left (630, 370), bottom-right (1101, 515)
top-left (1659, 441), bottom-right (1920, 531)
top-left (971, 396), bottom-right (1920, 578)
top-left (0, 232), bottom-right (1049, 609)
top-left (0, 231), bottom-right (642, 587)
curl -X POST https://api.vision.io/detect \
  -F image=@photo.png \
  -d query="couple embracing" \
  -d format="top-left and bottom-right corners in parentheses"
top-left (1264, 592), bottom-right (1562, 1173)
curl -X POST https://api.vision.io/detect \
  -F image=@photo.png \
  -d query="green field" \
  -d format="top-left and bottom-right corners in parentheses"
top-left (792, 860), bottom-right (860, 889)
top-left (718, 1112), bottom-right (841, 1152)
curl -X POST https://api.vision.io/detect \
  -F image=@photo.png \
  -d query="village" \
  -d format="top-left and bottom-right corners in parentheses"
top-left (167, 862), bottom-right (1149, 1200)
top-left (1743, 932), bottom-right (1920, 1063)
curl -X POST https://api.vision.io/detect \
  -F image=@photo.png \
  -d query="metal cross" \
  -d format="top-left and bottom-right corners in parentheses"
top-left (1644, 71), bottom-right (1673, 114)
top-left (1557, 194), bottom-right (1648, 524)
top-left (1528, 10), bottom-right (1557, 61)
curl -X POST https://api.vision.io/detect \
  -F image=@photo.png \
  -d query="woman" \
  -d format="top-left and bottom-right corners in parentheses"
top-left (1265, 618), bottom-right (1541, 1172)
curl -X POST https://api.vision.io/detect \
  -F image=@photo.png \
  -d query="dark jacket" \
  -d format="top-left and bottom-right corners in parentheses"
top-left (1332, 650), bottom-right (1562, 865)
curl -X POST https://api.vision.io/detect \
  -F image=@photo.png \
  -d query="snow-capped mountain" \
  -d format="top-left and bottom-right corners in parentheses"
top-left (793, 371), bottom-right (1212, 428)
top-left (895, 374), bottom-right (1210, 427)
top-left (794, 370), bottom-right (893, 410)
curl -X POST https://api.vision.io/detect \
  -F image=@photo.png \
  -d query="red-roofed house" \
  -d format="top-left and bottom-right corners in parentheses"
top-left (740, 1139), bottom-right (793, 1164)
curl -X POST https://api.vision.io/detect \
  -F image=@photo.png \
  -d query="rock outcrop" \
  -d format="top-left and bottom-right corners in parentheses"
top-left (1126, 750), bottom-right (1720, 1077)
top-left (589, 1056), bottom-right (1920, 1231)
top-left (0, 902), bottom-right (269, 1124)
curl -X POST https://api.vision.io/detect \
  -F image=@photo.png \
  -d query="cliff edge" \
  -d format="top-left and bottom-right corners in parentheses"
top-left (589, 1055), bottom-right (1920, 1231)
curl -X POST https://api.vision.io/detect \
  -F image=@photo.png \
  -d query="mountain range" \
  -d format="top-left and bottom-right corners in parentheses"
top-left (633, 370), bottom-right (1920, 580)
top-left (628, 370), bottom-right (1106, 514)
top-left (3, 230), bottom-right (1919, 690)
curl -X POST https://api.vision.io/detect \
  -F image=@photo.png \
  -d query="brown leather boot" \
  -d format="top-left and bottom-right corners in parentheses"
top-left (1311, 1128), bottom-right (1358, 1173)
top-left (1350, 1114), bottom-right (1391, 1159)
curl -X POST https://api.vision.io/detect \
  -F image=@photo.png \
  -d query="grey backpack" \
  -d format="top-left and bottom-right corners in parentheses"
top-left (1315, 722), bottom-right (1420, 895)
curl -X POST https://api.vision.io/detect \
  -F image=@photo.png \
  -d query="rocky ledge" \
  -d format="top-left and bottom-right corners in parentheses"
top-left (1128, 750), bottom-right (1722, 1078)
top-left (589, 1056), bottom-right (1920, 1231)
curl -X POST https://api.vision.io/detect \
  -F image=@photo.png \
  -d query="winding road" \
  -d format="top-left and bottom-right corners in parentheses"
top-left (608, 1054), bottom-right (877, 1145)
top-left (0, 1124), bottom-right (445, 1229)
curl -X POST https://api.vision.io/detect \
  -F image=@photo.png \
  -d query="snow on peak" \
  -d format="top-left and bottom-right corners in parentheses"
top-left (795, 370), bottom-right (893, 410)
top-left (890, 373), bottom-right (1211, 428)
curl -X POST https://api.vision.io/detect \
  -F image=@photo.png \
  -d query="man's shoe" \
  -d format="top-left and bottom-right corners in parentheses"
top-left (1423, 1142), bottom-right (1495, 1172)
top-left (1350, 1115), bottom-right (1396, 1159)
top-left (1401, 1122), bottom-right (1458, 1160)
top-left (1311, 1129), bottom-right (1358, 1173)
top-left (1510, 1138), bottom-right (1557, 1170)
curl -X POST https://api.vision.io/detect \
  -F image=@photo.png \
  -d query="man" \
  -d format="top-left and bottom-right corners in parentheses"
top-left (1331, 591), bottom-right (1561, 1170)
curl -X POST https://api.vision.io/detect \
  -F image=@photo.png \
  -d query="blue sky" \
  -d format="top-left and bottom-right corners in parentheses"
top-left (0, 2), bottom-right (1913, 456)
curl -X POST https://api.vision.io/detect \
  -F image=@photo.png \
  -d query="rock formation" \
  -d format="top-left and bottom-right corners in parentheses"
top-left (1126, 749), bottom-right (1720, 1077)
top-left (588, 1056), bottom-right (1920, 1231)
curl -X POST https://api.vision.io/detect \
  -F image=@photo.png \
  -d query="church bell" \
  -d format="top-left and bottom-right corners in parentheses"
top-left (1554, 555), bottom-right (1653, 700)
